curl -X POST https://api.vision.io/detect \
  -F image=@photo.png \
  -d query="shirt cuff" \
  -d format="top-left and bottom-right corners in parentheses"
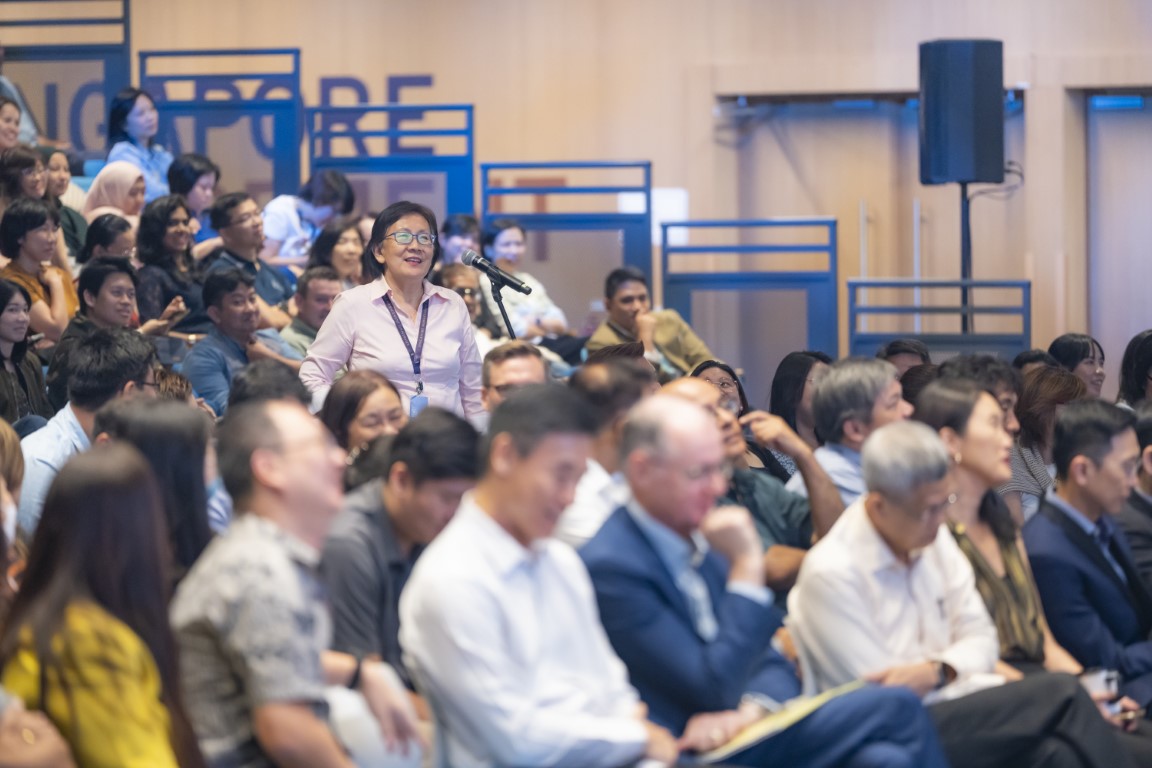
top-left (727, 581), bottom-right (774, 606)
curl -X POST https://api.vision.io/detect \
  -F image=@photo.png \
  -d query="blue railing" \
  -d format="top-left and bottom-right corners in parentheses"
top-left (0, 0), bottom-right (131, 152)
top-left (661, 218), bottom-right (839, 356)
top-left (847, 278), bottom-right (1031, 358)
top-left (307, 104), bottom-right (475, 218)
top-left (480, 161), bottom-right (653, 277)
top-left (139, 48), bottom-right (302, 196)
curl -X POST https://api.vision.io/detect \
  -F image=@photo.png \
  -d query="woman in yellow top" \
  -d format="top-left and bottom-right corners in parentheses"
top-left (0, 443), bottom-right (205, 768)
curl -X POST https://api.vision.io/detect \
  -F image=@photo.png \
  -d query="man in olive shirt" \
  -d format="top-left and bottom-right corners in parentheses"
top-left (322, 409), bottom-right (479, 681)
top-left (585, 267), bottom-right (713, 381)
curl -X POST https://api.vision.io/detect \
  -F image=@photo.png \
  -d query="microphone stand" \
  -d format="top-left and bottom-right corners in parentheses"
top-left (488, 276), bottom-right (517, 340)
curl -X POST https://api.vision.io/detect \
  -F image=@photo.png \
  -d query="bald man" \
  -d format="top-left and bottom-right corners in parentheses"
top-left (662, 377), bottom-right (844, 593)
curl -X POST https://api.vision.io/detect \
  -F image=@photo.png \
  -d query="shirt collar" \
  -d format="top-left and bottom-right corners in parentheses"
top-left (627, 499), bottom-right (710, 572)
top-left (824, 442), bottom-right (863, 466)
top-left (59, 404), bottom-right (91, 450)
top-left (289, 315), bottom-right (318, 337)
top-left (234, 513), bottom-right (322, 569)
top-left (373, 279), bottom-right (452, 306)
top-left (458, 493), bottom-right (547, 578)
top-left (206, 325), bottom-right (247, 356)
top-left (1046, 489), bottom-right (1101, 536)
top-left (842, 497), bottom-right (923, 575)
top-left (348, 479), bottom-right (409, 568)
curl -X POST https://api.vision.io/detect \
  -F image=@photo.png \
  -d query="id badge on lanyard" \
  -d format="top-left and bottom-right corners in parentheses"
top-left (383, 295), bottom-right (431, 418)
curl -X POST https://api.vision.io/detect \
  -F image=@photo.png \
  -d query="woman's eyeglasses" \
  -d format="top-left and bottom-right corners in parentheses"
top-left (453, 287), bottom-right (478, 298)
top-left (385, 231), bottom-right (436, 246)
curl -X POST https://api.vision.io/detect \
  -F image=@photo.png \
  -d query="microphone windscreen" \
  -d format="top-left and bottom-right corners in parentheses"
top-left (461, 249), bottom-right (481, 267)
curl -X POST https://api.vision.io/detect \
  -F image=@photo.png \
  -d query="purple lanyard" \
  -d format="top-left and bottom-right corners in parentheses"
top-left (382, 295), bottom-right (430, 395)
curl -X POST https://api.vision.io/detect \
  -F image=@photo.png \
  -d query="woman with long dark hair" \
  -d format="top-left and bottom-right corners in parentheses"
top-left (1117, 329), bottom-right (1152, 410)
top-left (0, 443), bottom-right (206, 766)
top-left (136, 195), bottom-right (207, 333)
top-left (95, 400), bottom-right (214, 584)
top-left (768, 350), bottom-right (832, 478)
top-left (0, 279), bottom-right (52, 429)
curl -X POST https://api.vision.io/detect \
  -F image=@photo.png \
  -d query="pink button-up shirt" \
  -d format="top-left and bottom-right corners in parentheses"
top-left (300, 279), bottom-right (484, 420)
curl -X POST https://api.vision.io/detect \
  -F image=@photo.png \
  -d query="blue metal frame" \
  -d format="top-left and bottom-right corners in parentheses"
top-left (307, 104), bottom-right (475, 217)
top-left (139, 48), bottom-right (302, 195)
top-left (480, 161), bottom-right (652, 277)
top-left (847, 278), bottom-right (1031, 358)
top-left (0, 0), bottom-right (131, 149)
top-left (661, 218), bottom-right (839, 356)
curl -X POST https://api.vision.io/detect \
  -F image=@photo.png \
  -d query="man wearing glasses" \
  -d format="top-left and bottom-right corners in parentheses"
top-left (581, 395), bottom-right (950, 767)
top-left (205, 192), bottom-right (294, 330)
top-left (789, 420), bottom-right (1133, 768)
top-left (437, 263), bottom-right (505, 356)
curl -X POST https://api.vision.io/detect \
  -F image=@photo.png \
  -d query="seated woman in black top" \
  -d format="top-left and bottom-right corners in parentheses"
top-left (136, 195), bottom-right (209, 334)
top-left (0, 279), bottom-right (52, 428)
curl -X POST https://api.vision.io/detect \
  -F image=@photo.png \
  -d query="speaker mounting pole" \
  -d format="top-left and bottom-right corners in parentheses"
top-left (960, 182), bottom-right (972, 333)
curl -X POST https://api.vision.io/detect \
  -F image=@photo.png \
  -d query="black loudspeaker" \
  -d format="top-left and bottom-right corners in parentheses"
top-left (919, 39), bottom-right (1005, 185)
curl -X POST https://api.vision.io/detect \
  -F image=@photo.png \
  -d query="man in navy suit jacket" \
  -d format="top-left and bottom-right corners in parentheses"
top-left (1024, 399), bottom-right (1152, 709)
top-left (581, 394), bottom-right (949, 767)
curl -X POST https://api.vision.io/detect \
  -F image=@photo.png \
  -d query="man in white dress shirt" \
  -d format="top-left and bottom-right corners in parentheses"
top-left (554, 360), bottom-right (651, 547)
top-left (399, 384), bottom-right (680, 767)
top-left (789, 420), bottom-right (1132, 768)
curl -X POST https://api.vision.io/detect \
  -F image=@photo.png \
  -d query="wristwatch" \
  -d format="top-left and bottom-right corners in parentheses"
top-left (935, 661), bottom-right (956, 690)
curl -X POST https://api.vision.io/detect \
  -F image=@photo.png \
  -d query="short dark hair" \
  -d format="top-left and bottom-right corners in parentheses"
top-left (362, 201), bottom-right (440, 281)
top-left (912, 379), bottom-right (985, 437)
top-left (1118, 330), bottom-right (1152, 408)
top-left (319, 370), bottom-right (402, 450)
top-left (1048, 333), bottom-right (1104, 372)
top-left (227, 359), bottom-right (310, 410)
top-left (482, 340), bottom-right (545, 387)
top-left (208, 191), bottom-right (253, 232)
top-left (67, 328), bottom-right (157, 410)
top-left (167, 153), bottom-right (220, 197)
top-left (569, 360), bottom-right (648, 432)
top-left (480, 218), bottom-right (523, 250)
top-left (1012, 349), bottom-right (1060, 371)
top-left (1134, 401), bottom-right (1152, 455)
top-left (938, 354), bottom-right (1023, 400)
top-left (215, 401), bottom-right (284, 505)
top-left (584, 341), bottom-right (645, 364)
top-left (387, 408), bottom-right (479, 484)
top-left (137, 195), bottom-right (191, 269)
top-left (79, 213), bottom-right (132, 265)
top-left (107, 87), bottom-right (159, 147)
top-left (1053, 399), bottom-right (1136, 481)
top-left (482, 384), bottom-right (598, 468)
top-left (769, 351), bottom-right (833, 433)
top-left (78, 258), bottom-right (137, 315)
top-left (900, 363), bottom-right (940, 406)
top-left (876, 338), bottom-right (931, 365)
top-left (307, 216), bottom-right (362, 271)
top-left (0, 144), bottom-right (42, 200)
top-left (344, 434), bottom-right (396, 491)
top-left (296, 265), bottom-right (341, 298)
top-left (690, 359), bottom-right (750, 416)
top-left (0, 197), bottom-right (60, 260)
top-left (441, 213), bottom-right (479, 237)
top-left (298, 169), bottom-right (354, 214)
top-left (604, 267), bottom-right (648, 300)
top-left (202, 267), bottom-right (255, 310)
top-left (0, 280), bottom-right (32, 366)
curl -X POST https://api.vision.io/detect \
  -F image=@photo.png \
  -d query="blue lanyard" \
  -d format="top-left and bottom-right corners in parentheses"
top-left (383, 295), bottom-right (430, 394)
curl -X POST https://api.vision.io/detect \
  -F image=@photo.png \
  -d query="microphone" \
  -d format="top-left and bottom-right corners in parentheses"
top-left (461, 249), bottom-right (532, 295)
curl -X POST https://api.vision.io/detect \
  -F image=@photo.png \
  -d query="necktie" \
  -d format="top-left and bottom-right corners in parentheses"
top-left (680, 553), bottom-right (719, 642)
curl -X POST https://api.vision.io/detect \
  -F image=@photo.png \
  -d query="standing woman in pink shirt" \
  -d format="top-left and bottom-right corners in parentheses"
top-left (300, 201), bottom-right (483, 421)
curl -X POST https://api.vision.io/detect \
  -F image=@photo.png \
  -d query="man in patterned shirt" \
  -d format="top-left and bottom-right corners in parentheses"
top-left (171, 399), bottom-right (421, 767)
